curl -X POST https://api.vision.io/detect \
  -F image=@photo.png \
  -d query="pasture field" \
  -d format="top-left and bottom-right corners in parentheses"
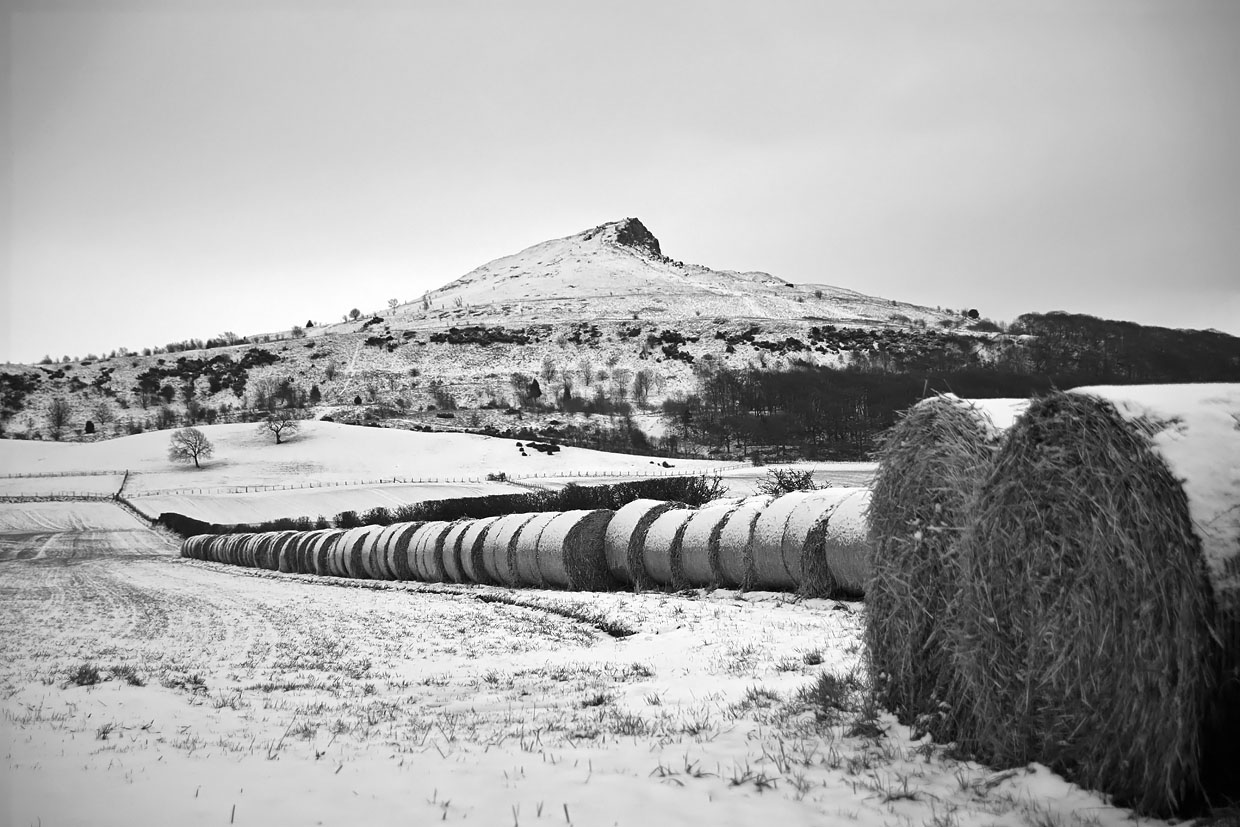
top-left (1, 501), bottom-right (1149, 827)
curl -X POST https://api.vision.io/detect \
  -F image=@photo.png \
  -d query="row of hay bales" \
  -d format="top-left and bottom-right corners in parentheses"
top-left (181, 488), bottom-right (874, 596)
top-left (865, 385), bottom-right (1240, 816)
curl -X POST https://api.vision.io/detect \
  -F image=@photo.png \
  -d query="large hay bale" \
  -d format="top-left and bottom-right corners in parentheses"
top-left (383, 522), bottom-right (423, 581)
top-left (180, 535), bottom-right (207, 560)
top-left (272, 531), bottom-right (302, 573)
top-left (535, 510), bottom-right (616, 591)
top-left (603, 499), bottom-right (687, 588)
top-left (777, 488), bottom-right (872, 597)
top-left (458, 516), bottom-right (503, 585)
top-left (409, 521), bottom-right (455, 583)
top-left (256, 531), bottom-right (294, 571)
top-left (439, 521), bottom-right (475, 584)
top-left (749, 491), bottom-right (830, 590)
top-left (290, 530), bottom-right (328, 574)
top-left (511, 511), bottom-right (562, 587)
top-left (365, 523), bottom-right (405, 579)
top-left (949, 385), bottom-right (1240, 816)
top-left (678, 498), bottom-right (745, 588)
top-left (714, 495), bottom-right (773, 588)
top-left (865, 394), bottom-right (1029, 739)
top-left (482, 513), bottom-right (540, 586)
top-left (641, 508), bottom-right (695, 588)
top-left (308, 530), bottom-right (346, 576)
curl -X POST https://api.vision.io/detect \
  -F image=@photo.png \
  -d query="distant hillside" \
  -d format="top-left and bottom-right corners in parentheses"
top-left (2, 219), bottom-right (1237, 459)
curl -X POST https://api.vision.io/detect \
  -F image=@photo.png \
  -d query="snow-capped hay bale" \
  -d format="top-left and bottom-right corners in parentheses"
top-left (715, 495), bottom-right (773, 588)
top-left (459, 516), bottom-right (502, 585)
top-left (482, 513), bottom-right (540, 586)
top-left (749, 491), bottom-right (829, 590)
top-left (409, 521), bottom-right (455, 583)
top-left (950, 385), bottom-right (1240, 816)
top-left (383, 522), bottom-right (422, 581)
top-left (535, 510), bottom-right (616, 591)
top-left (290, 530), bottom-right (328, 574)
top-left (678, 498), bottom-right (745, 588)
top-left (256, 531), bottom-right (294, 571)
top-left (865, 394), bottom-right (1028, 739)
top-left (778, 488), bottom-right (872, 597)
top-left (344, 525), bottom-right (383, 579)
top-left (641, 508), bottom-right (695, 589)
top-left (439, 521), bottom-right (475, 584)
top-left (511, 511), bottom-right (562, 588)
top-left (273, 531), bottom-right (302, 573)
top-left (603, 499), bottom-right (687, 589)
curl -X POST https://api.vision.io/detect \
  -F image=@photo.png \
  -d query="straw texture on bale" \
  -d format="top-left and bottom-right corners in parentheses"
top-left (335, 526), bottom-right (372, 579)
top-left (259, 531), bottom-right (295, 571)
top-left (439, 521), bottom-right (474, 584)
top-left (775, 488), bottom-right (873, 597)
top-left (383, 522), bottom-right (422, 581)
top-left (865, 395), bottom-right (1027, 740)
top-left (641, 509), bottom-right (695, 588)
top-left (292, 529), bottom-right (330, 574)
top-left (482, 513), bottom-right (540, 586)
top-left (678, 499), bottom-right (745, 588)
top-left (748, 492), bottom-right (827, 590)
top-left (458, 516), bottom-right (502, 585)
top-left (273, 531), bottom-right (301, 573)
top-left (534, 510), bottom-right (616, 591)
top-left (949, 387), bottom-right (1240, 816)
top-left (309, 530), bottom-right (346, 576)
top-left (714, 496), bottom-right (773, 588)
top-left (364, 524), bottom-right (402, 579)
top-left (410, 521), bottom-right (455, 583)
top-left (511, 511), bottom-right (562, 587)
top-left (603, 500), bottom-right (686, 589)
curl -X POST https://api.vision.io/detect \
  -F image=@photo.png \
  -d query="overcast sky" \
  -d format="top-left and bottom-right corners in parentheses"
top-left (3, 0), bottom-right (1238, 363)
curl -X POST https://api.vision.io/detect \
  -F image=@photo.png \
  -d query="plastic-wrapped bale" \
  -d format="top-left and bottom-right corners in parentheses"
top-left (534, 510), bottom-right (616, 591)
top-left (458, 516), bottom-right (503, 585)
top-left (748, 491), bottom-right (834, 590)
top-left (777, 488), bottom-right (872, 597)
top-left (482, 513), bottom-right (540, 586)
top-left (676, 498), bottom-right (745, 588)
top-left (603, 500), bottom-right (687, 589)
top-left (439, 521), bottom-right (475, 584)
top-left (641, 508), bottom-right (695, 589)
top-left (950, 385), bottom-right (1240, 816)
top-left (510, 511), bottom-right (562, 588)
top-left (410, 521), bottom-right (455, 583)
top-left (714, 496), bottom-right (773, 588)
top-left (865, 394), bottom-right (1029, 740)
top-left (383, 522), bottom-right (423, 581)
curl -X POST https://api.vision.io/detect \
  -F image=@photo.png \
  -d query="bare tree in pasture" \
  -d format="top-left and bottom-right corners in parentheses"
top-left (45, 397), bottom-right (73, 440)
top-left (258, 409), bottom-right (301, 445)
top-left (168, 427), bottom-right (214, 468)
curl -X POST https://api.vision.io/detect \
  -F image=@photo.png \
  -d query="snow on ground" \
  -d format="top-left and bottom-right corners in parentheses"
top-left (0, 421), bottom-right (732, 492)
top-left (1, 501), bottom-right (1167, 827)
top-left (0, 473), bottom-right (126, 499)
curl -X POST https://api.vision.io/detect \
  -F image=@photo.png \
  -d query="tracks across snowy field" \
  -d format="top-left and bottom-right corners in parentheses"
top-left (0, 502), bottom-right (1147, 827)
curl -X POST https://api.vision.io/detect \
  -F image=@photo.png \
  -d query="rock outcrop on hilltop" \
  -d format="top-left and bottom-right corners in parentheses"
top-left (611, 217), bottom-right (663, 259)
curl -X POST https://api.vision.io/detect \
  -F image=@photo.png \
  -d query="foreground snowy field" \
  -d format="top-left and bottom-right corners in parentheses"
top-left (1, 501), bottom-right (1153, 827)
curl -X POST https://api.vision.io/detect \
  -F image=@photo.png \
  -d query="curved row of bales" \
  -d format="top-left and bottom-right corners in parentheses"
top-left (181, 488), bottom-right (873, 596)
top-left (867, 385), bottom-right (1239, 817)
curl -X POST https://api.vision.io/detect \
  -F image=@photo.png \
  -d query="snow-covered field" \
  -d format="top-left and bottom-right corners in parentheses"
top-left (0, 500), bottom-right (1149, 827)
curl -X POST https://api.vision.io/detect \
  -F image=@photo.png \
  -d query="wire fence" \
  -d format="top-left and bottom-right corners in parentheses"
top-left (0, 470), bottom-right (126, 479)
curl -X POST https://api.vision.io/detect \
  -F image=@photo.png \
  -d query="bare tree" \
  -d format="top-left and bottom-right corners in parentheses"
top-left (168, 427), bottom-right (213, 468)
top-left (258, 409), bottom-right (300, 445)
top-left (387, 298), bottom-right (399, 315)
top-left (45, 397), bottom-right (73, 440)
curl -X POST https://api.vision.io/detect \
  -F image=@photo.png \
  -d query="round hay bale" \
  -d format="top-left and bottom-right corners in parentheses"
top-left (482, 513), bottom-right (540, 586)
top-left (345, 525), bottom-right (384, 579)
top-left (307, 529), bottom-right (346, 576)
top-left (865, 394), bottom-right (1028, 740)
top-left (290, 530), bottom-right (329, 574)
top-left (458, 516), bottom-right (503, 585)
top-left (778, 488), bottom-right (872, 597)
top-left (271, 531), bottom-right (301, 573)
top-left (439, 520), bottom-right (475, 584)
top-left (366, 523), bottom-right (406, 579)
top-left (383, 522), bottom-right (423, 581)
top-left (714, 495), bottom-right (773, 588)
top-left (950, 385), bottom-right (1240, 816)
top-left (223, 533), bottom-right (251, 567)
top-left (749, 491), bottom-right (828, 590)
top-left (409, 521), bottom-right (455, 583)
top-left (678, 498), bottom-right (746, 588)
top-left (641, 508), bottom-right (695, 589)
top-left (256, 531), bottom-right (291, 571)
top-left (180, 535), bottom-right (206, 560)
top-left (535, 510), bottom-right (617, 591)
top-left (603, 499), bottom-right (687, 589)
top-left (511, 511), bottom-right (562, 588)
